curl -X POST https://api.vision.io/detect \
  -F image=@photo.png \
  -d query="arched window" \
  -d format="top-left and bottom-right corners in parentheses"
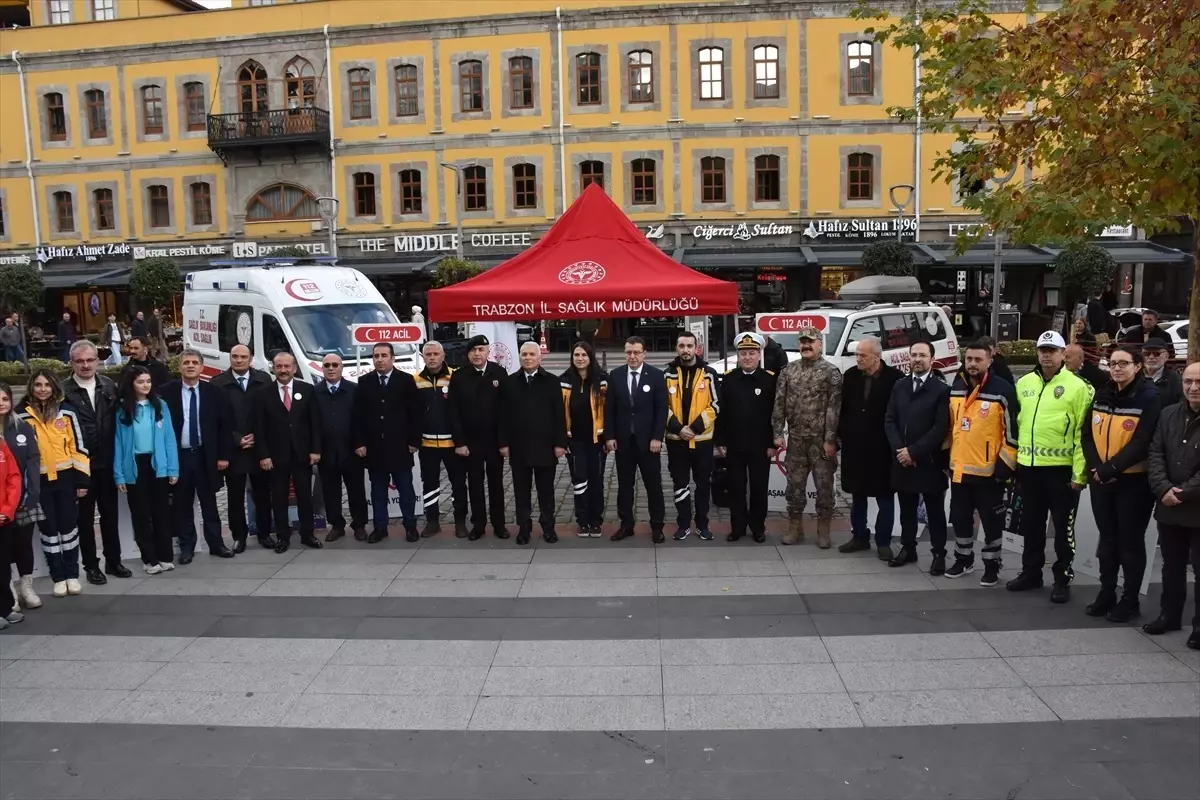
top-left (85, 89), bottom-right (107, 139)
top-left (847, 41), bottom-right (874, 96)
top-left (628, 50), bottom-right (653, 103)
top-left (353, 172), bottom-right (376, 216)
top-left (463, 165), bottom-right (487, 211)
top-left (700, 156), bottom-right (726, 204)
top-left (348, 68), bottom-right (372, 120)
top-left (698, 47), bottom-right (724, 100)
top-left (44, 92), bottom-right (66, 141)
top-left (753, 45), bottom-right (779, 99)
top-left (847, 152), bottom-right (874, 200)
top-left (398, 169), bottom-right (422, 214)
top-left (459, 60), bottom-right (483, 112)
top-left (754, 154), bottom-right (781, 202)
top-left (395, 65), bottom-right (419, 117)
top-left (53, 191), bottom-right (74, 232)
top-left (576, 52), bottom-right (601, 105)
top-left (509, 56), bottom-right (533, 109)
top-left (190, 182), bottom-right (213, 226)
top-left (285, 56), bottom-right (317, 109)
top-left (580, 160), bottom-right (604, 190)
top-left (246, 183), bottom-right (321, 221)
top-left (631, 158), bottom-right (656, 205)
top-left (237, 60), bottom-right (269, 115)
top-left (512, 163), bottom-right (537, 209)
top-left (141, 85), bottom-right (164, 134)
top-left (93, 188), bottom-right (115, 230)
top-left (184, 82), bottom-right (206, 131)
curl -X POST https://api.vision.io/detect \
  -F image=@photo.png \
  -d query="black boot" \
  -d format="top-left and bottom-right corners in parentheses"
top-left (454, 519), bottom-right (469, 539)
top-left (232, 538), bottom-right (247, 554)
top-left (1142, 615), bottom-right (1182, 635)
top-left (888, 545), bottom-right (917, 568)
top-left (1006, 571), bottom-right (1044, 592)
top-left (1187, 629), bottom-right (1200, 650)
top-left (404, 525), bottom-right (420, 543)
top-left (1050, 582), bottom-right (1071, 604)
top-left (1105, 595), bottom-right (1140, 623)
top-left (1085, 589), bottom-right (1117, 617)
top-left (928, 554), bottom-right (947, 577)
top-left (257, 534), bottom-right (278, 550)
top-left (420, 518), bottom-right (441, 538)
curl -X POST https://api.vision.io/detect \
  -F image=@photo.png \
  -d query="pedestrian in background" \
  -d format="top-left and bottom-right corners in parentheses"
top-left (113, 366), bottom-right (178, 574)
top-left (977, 336), bottom-right (1015, 387)
top-left (1141, 339), bottom-right (1183, 408)
top-left (714, 333), bottom-right (776, 544)
top-left (56, 312), bottom-right (76, 363)
top-left (148, 307), bottom-right (167, 361)
top-left (123, 336), bottom-right (172, 388)
top-left (1082, 345), bottom-right (1161, 623)
top-left (17, 370), bottom-right (89, 598)
top-left (605, 336), bottom-right (667, 543)
top-left (837, 336), bottom-right (903, 559)
top-left (560, 341), bottom-right (608, 537)
top-left (665, 332), bottom-right (721, 542)
top-left (0, 316), bottom-right (23, 363)
top-left (448, 335), bottom-right (510, 541)
top-left (0, 382), bottom-right (41, 613)
top-left (103, 313), bottom-right (126, 367)
top-left (130, 311), bottom-right (147, 340)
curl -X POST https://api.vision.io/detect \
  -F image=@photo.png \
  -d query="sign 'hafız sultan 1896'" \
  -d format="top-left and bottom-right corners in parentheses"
top-left (802, 218), bottom-right (917, 241)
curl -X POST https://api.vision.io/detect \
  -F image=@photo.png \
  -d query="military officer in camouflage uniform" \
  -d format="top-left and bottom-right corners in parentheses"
top-left (771, 325), bottom-right (843, 547)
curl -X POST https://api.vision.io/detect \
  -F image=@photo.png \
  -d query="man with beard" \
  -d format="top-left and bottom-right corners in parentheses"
top-left (665, 331), bottom-right (722, 541)
top-left (447, 335), bottom-right (509, 541)
top-left (122, 335), bottom-right (172, 388)
top-left (772, 326), bottom-right (842, 547)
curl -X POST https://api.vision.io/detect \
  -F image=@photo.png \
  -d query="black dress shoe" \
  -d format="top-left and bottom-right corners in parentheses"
top-left (1143, 615), bottom-right (1182, 635)
top-left (1006, 571), bottom-right (1044, 592)
top-left (84, 566), bottom-right (107, 585)
top-left (404, 527), bottom-right (420, 543)
top-left (209, 547), bottom-right (235, 559)
top-left (352, 527), bottom-right (368, 542)
top-left (929, 555), bottom-right (947, 577)
top-left (610, 527), bottom-right (634, 542)
top-left (1187, 629), bottom-right (1200, 650)
top-left (1086, 590), bottom-right (1117, 617)
top-left (493, 528), bottom-right (511, 540)
top-left (888, 546), bottom-right (918, 568)
top-left (274, 539), bottom-right (290, 554)
top-left (1050, 583), bottom-right (1071, 604)
top-left (257, 534), bottom-right (278, 550)
top-left (516, 530), bottom-right (531, 546)
top-left (179, 554), bottom-right (194, 565)
top-left (300, 536), bottom-right (323, 549)
top-left (455, 521), bottom-right (469, 539)
top-left (232, 539), bottom-right (247, 554)
top-left (1105, 599), bottom-right (1139, 623)
top-left (420, 521), bottom-right (440, 538)
top-left (752, 532), bottom-right (767, 543)
top-left (726, 532), bottom-right (743, 542)
top-left (367, 529), bottom-right (389, 544)
top-left (105, 562), bottom-right (133, 579)
top-left (651, 529), bottom-right (665, 544)
top-left (325, 527), bottom-right (345, 543)
top-left (542, 529), bottom-right (558, 544)
top-left (467, 529), bottom-right (485, 541)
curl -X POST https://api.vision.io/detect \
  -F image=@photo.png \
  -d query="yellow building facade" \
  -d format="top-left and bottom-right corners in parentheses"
top-left (6, 0), bottom-right (1123, 335)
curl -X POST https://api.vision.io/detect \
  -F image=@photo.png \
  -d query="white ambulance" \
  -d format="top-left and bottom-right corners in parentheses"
top-left (181, 266), bottom-right (422, 383)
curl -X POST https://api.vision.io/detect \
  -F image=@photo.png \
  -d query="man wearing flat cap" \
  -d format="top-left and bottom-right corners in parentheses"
top-left (448, 335), bottom-right (510, 540)
top-left (771, 325), bottom-right (843, 547)
top-left (714, 332), bottom-right (777, 543)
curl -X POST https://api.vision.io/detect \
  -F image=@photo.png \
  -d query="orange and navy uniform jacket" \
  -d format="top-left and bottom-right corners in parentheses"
top-left (1081, 372), bottom-right (1162, 482)
top-left (947, 369), bottom-right (1019, 483)
top-left (665, 358), bottom-right (720, 448)
top-left (559, 369), bottom-right (607, 445)
top-left (16, 400), bottom-right (90, 490)
top-left (414, 365), bottom-right (460, 449)
top-left (0, 439), bottom-right (23, 522)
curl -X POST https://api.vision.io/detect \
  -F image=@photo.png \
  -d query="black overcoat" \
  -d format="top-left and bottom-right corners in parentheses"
top-left (838, 364), bottom-right (904, 497)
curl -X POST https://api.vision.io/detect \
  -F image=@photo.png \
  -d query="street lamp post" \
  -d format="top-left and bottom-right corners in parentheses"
top-left (315, 196), bottom-right (339, 260)
top-left (987, 168), bottom-right (1017, 340)
top-left (439, 163), bottom-right (465, 259)
top-left (888, 184), bottom-right (915, 242)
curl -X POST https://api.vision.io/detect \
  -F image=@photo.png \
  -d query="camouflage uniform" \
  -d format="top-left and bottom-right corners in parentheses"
top-left (771, 347), bottom-right (843, 524)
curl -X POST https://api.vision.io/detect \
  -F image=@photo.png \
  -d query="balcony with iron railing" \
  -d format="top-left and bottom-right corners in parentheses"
top-left (207, 106), bottom-right (330, 162)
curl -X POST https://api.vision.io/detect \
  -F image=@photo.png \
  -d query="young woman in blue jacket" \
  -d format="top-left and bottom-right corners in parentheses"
top-left (114, 366), bottom-right (179, 573)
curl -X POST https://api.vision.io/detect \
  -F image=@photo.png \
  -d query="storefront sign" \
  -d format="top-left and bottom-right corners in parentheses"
top-left (693, 223), bottom-right (794, 242)
top-left (232, 241), bottom-right (329, 259)
top-left (134, 243), bottom-right (228, 260)
top-left (756, 312), bottom-right (829, 334)
top-left (1099, 225), bottom-right (1134, 238)
top-left (803, 218), bottom-right (917, 241)
top-left (356, 232), bottom-right (533, 254)
top-left (35, 242), bottom-right (133, 264)
top-left (0, 253), bottom-right (33, 266)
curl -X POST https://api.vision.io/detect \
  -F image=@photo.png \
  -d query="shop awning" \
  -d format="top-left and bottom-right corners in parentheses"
top-left (427, 184), bottom-right (738, 321)
top-left (40, 265), bottom-right (132, 288)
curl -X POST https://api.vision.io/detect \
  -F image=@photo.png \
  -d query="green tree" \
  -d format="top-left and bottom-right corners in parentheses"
top-left (129, 257), bottom-right (181, 310)
top-left (861, 241), bottom-right (915, 277)
top-left (1054, 243), bottom-right (1116, 333)
top-left (0, 262), bottom-right (44, 368)
top-left (267, 245), bottom-right (318, 265)
top-left (855, 0), bottom-right (1200, 359)
top-left (431, 256), bottom-right (484, 288)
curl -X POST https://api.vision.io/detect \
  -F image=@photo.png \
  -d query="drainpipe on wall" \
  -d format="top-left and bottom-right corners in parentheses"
top-left (912, 10), bottom-right (922, 243)
top-left (11, 50), bottom-right (42, 251)
top-left (556, 7), bottom-right (567, 216)
top-left (324, 24), bottom-right (338, 258)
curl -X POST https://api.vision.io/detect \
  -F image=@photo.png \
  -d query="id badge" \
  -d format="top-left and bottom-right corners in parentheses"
top-left (960, 418), bottom-right (971, 432)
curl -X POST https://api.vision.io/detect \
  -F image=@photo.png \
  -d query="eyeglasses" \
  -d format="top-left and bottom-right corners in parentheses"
top-left (322, 363), bottom-right (339, 369)
top-left (1108, 360), bottom-right (1135, 368)
top-left (1183, 379), bottom-right (1200, 387)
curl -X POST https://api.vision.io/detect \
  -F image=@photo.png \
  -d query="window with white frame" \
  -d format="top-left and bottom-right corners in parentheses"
top-left (92, 0), bottom-right (115, 21)
top-left (698, 47), bottom-right (724, 100)
top-left (48, 0), bottom-right (72, 24)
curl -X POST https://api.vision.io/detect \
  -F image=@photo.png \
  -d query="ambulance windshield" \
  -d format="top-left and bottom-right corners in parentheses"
top-left (283, 303), bottom-right (417, 360)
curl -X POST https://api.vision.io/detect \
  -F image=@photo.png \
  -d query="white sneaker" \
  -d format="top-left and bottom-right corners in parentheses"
top-left (17, 576), bottom-right (41, 609)
top-left (5, 611), bottom-right (24, 625)
top-left (143, 563), bottom-right (163, 575)
top-left (160, 561), bottom-right (175, 572)
top-left (52, 581), bottom-right (68, 598)
top-left (66, 578), bottom-right (82, 595)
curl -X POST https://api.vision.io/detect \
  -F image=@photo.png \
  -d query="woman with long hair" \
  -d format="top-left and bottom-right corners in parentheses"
top-left (114, 366), bottom-right (179, 573)
top-left (17, 370), bottom-right (89, 598)
top-left (560, 341), bottom-right (609, 537)
top-left (0, 381), bottom-right (43, 613)
top-left (1082, 345), bottom-right (1162, 622)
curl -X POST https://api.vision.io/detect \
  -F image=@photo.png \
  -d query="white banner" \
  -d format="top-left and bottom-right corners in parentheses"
top-left (470, 321), bottom-right (520, 374)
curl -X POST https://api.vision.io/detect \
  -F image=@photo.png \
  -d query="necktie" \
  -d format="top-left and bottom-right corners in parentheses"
top-left (380, 373), bottom-right (388, 388)
top-left (631, 370), bottom-right (640, 398)
top-left (282, 384), bottom-right (292, 410)
top-left (914, 376), bottom-right (923, 391)
top-left (526, 373), bottom-right (533, 385)
top-left (329, 384), bottom-right (337, 395)
top-left (188, 387), bottom-right (199, 448)
top-left (237, 376), bottom-right (246, 391)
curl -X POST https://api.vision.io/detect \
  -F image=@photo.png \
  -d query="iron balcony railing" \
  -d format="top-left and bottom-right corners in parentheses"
top-left (207, 107), bottom-right (331, 148)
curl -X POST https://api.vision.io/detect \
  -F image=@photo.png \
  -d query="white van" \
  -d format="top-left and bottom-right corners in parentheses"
top-left (182, 266), bottom-right (421, 384)
top-left (720, 300), bottom-right (961, 377)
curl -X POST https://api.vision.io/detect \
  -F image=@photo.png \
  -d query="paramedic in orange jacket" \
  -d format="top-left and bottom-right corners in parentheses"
top-left (561, 341), bottom-right (608, 537)
top-left (945, 341), bottom-right (1019, 588)
top-left (1081, 344), bottom-right (1162, 623)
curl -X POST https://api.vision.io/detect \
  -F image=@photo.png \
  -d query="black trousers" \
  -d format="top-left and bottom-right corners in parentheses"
top-left (1091, 474), bottom-right (1154, 597)
top-left (269, 460), bottom-right (314, 541)
top-left (1157, 523), bottom-right (1200, 628)
top-left (569, 441), bottom-right (606, 527)
top-left (464, 446), bottom-right (505, 531)
top-left (11, 522), bottom-right (34, 575)
top-left (419, 448), bottom-right (467, 522)
top-left (78, 467), bottom-right (121, 569)
top-left (725, 449), bottom-right (770, 537)
top-left (511, 461), bottom-right (555, 531)
top-left (127, 454), bottom-right (174, 566)
top-left (224, 470), bottom-right (272, 541)
top-left (950, 479), bottom-right (1005, 561)
top-left (38, 474), bottom-right (79, 583)
top-left (899, 490), bottom-right (948, 556)
top-left (615, 435), bottom-right (665, 530)
top-left (318, 458), bottom-right (368, 530)
top-left (1017, 465), bottom-right (1080, 584)
top-left (0, 523), bottom-right (14, 610)
top-left (667, 441), bottom-right (715, 529)
top-left (174, 448), bottom-right (224, 556)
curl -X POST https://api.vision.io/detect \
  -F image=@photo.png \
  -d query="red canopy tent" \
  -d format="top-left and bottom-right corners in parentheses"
top-left (427, 184), bottom-right (738, 321)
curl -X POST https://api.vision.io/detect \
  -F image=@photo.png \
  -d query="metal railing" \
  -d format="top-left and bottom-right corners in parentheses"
top-left (207, 107), bottom-right (330, 146)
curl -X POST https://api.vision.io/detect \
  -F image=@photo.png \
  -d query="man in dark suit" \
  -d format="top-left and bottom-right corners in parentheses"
top-left (352, 342), bottom-right (423, 543)
top-left (604, 335), bottom-right (667, 543)
top-left (314, 353), bottom-right (368, 542)
top-left (447, 335), bottom-right (509, 540)
top-left (885, 341), bottom-right (952, 574)
top-left (255, 350), bottom-right (324, 554)
top-left (163, 349), bottom-right (233, 562)
top-left (714, 333), bottom-right (777, 543)
top-left (210, 344), bottom-right (275, 552)
top-left (499, 342), bottom-right (568, 545)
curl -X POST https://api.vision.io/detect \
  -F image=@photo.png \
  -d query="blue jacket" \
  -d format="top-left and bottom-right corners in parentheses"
top-left (113, 401), bottom-right (180, 486)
